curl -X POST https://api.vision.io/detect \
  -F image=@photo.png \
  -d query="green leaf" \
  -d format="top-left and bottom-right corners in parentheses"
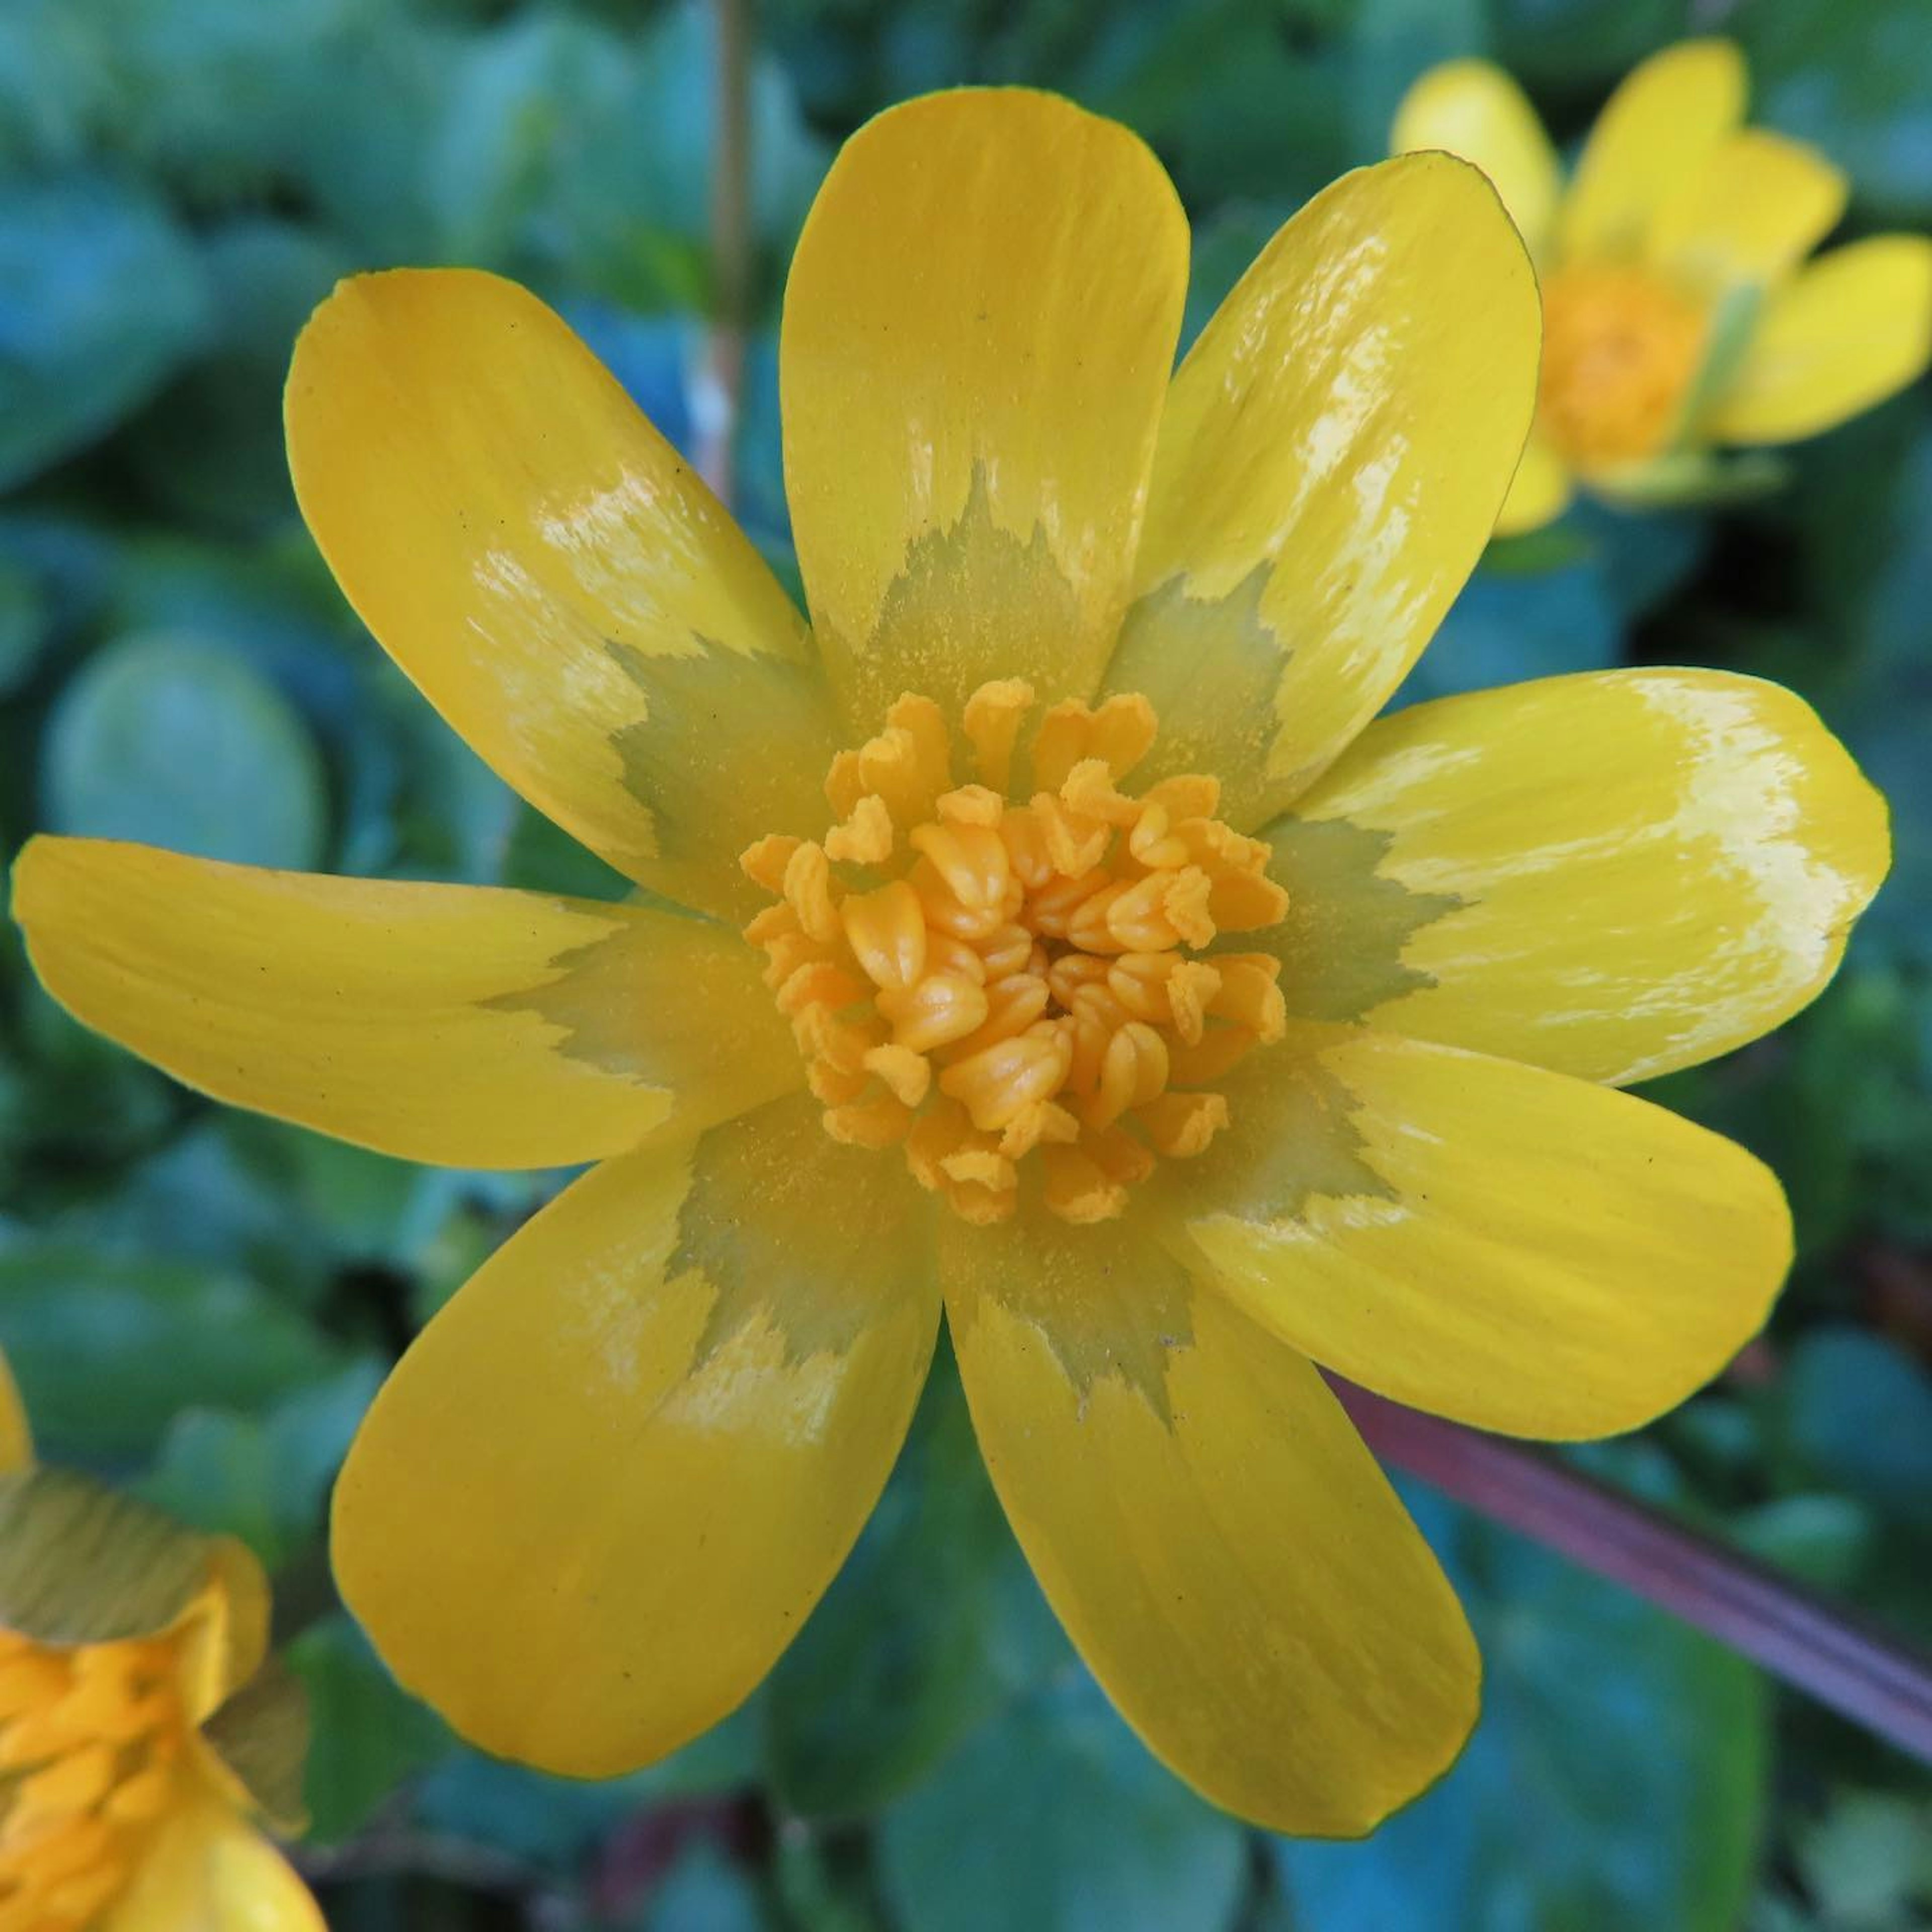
top-left (42, 631), bottom-right (328, 870)
top-left (764, 1341), bottom-right (1027, 1820)
top-left (1347, 0), bottom-right (1487, 162)
top-left (0, 554), bottom-right (51, 698)
top-left (1273, 1484), bottom-right (1768, 1932)
top-left (137, 1360), bottom-right (383, 1572)
top-left (287, 1613), bottom-right (452, 1847)
top-left (876, 1671), bottom-right (1248, 1932)
top-left (0, 176), bottom-right (208, 489)
top-left (637, 1847), bottom-right (773, 1932)
top-left (0, 1241), bottom-right (350, 1461)
top-left (1774, 1329), bottom-right (1932, 1532)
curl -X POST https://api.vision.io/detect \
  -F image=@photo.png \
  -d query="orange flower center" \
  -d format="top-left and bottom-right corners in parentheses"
top-left (1539, 264), bottom-right (1709, 468)
top-left (0, 1628), bottom-right (189, 1929)
top-left (742, 682), bottom-right (1289, 1225)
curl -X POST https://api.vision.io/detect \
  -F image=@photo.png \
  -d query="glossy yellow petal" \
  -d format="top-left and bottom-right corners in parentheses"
top-left (0, 1348), bottom-right (29, 1475)
top-left (1170, 1025), bottom-right (1792, 1439)
top-left (1558, 39), bottom-right (1745, 263)
top-left (1263, 669), bottom-right (1888, 1084)
top-left (102, 1795), bottom-right (325, 1932)
top-left (1709, 236), bottom-right (1932, 445)
top-left (779, 89), bottom-right (1188, 722)
top-left (1494, 432), bottom-right (1575, 534)
top-left (13, 837), bottom-right (796, 1169)
top-left (334, 1094), bottom-right (939, 1776)
top-left (287, 269), bottom-right (839, 921)
top-left (1105, 154), bottom-right (1539, 830)
top-left (945, 1211), bottom-right (1477, 1836)
top-left (175, 1543), bottom-right (274, 1725)
top-left (1651, 130), bottom-right (1846, 292)
top-left (1391, 59), bottom-right (1561, 256)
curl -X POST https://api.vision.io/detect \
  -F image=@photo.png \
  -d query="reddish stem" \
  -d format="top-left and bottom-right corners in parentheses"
top-left (1336, 1380), bottom-right (1932, 1764)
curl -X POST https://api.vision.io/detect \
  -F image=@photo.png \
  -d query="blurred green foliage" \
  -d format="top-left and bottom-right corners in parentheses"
top-left (2, 0), bottom-right (1930, 1924)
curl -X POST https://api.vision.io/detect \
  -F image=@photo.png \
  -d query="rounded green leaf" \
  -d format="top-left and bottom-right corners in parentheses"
top-left (42, 631), bottom-right (327, 870)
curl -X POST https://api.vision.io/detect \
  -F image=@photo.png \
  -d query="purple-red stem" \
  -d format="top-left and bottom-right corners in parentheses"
top-left (1336, 1380), bottom-right (1932, 1764)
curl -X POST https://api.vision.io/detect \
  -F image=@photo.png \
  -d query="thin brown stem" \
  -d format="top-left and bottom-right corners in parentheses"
top-left (697, 0), bottom-right (752, 506)
top-left (1335, 1379), bottom-right (1932, 1764)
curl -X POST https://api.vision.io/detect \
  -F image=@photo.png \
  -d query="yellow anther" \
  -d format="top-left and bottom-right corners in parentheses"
top-left (962, 678), bottom-right (1035, 793)
top-left (775, 959), bottom-right (864, 1018)
top-left (1137, 1091), bottom-right (1232, 1159)
top-left (781, 841), bottom-right (841, 944)
top-left (1211, 956), bottom-right (1289, 1042)
top-left (1041, 1144), bottom-right (1129, 1223)
top-left (740, 833), bottom-right (801, 895)
top-left (1540, 263), bottom-right (1707, 467)
top-left (876, 972), bottom-right (990, 1054)
top-left (976, 921), bottom-right (1035, 980)
top-left (743, 681), bottom-right (1290, 1224)
top-left (943, 973), bottom-right (1051, 1060)
top-left (863, 1043), bottom-right (932, 1108)
top-left (910, 823), bottom-right (1011, 911)
top-left (1060, 758), bottom-right (1141, 827)
top-left (825, 793), bottom-right (894, 865)
top-left (1088, 1020), bottom-right (1170, 1132)
top-left (936, 784), bottom-right (1006, 828)
top-left (1031, 791), bottom-right (1111, 878)
top-left (823, 1092), bottom-right (915, 1149)
top-left (940, 1028), bottom-right (1072, 1132)
top-left (840, 880), bottom-right (929, 991)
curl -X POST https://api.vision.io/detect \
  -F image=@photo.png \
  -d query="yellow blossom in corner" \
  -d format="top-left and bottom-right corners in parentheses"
top-left (10, 89), bottom-right (1891, 1836)
top-left (0, 1352), bottom-right (321, 1930)
top-left (1394, 39), bottom-right (1932, 531)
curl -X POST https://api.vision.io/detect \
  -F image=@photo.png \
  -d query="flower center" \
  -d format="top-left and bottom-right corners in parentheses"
top-left (1539, 264), bottom-right (1709, 468)
top-left (0, 1628), bottom-right (188, 1926)
top-left (742, 682), bottom-right (1289, 1225)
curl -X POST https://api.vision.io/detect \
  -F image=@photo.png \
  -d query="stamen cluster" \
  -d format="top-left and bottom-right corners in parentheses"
top-left (0, 1628), bottom-right (187, 1927)
top-left (1540, 264), bottom-right (1709, 466)
top-left (742, 681), bottom-right (1290, 1224)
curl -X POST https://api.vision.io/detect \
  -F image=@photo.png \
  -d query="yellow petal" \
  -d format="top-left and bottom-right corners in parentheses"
top-left (102, 1793), bottom-right (325, 1932)
top-left (1494, 432), bottom-right (1574, 535)
top-left (1709, 236), bottom-right (1932, 445)
top-left (175, 1543), bottom-right (274, 1726)
top-left (1172, 1025), bottom-right (1792, 1439)
top-left (12, 837), bottom-right (797, 1169)
top-left (1391, 59), bottom-right (1561, 256)
top-left (286, 269), bottom-right (839, 922)
top-left (779, 89), bottom-right (1188, 722)
top-left (0, 1348), bottom-right (30, 1476)
top-left (1105, 154), bottom-right (1539, 830)
top-left (333, 1094), bottom-right (939, 1776)
top-left (1266, 668), bottom-right (1888, 1084)
top-left (1651, 130), bottom-right (1846, 292)
top-left (943, 1209), bottom-right (1478, 1837)
top-left (1558, 38), bottom-right (1746, 263)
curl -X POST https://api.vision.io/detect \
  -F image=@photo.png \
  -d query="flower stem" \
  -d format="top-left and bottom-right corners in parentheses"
top-left (696, 0), bottom-right (752, 507)
top-left (1334, 1379), bottom-right (1932, 1765)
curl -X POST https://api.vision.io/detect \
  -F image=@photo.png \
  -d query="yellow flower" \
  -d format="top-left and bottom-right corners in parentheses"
top-left (0, 1353), bottom-right (321, 1930)
top-left (10, 89), bottom-right (1890, 1835)
top-left (1394, 39), bottom-right (1932, 531)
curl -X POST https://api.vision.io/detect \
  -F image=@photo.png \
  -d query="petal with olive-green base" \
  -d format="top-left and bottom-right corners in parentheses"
top-left (1166, 1024), bottom-right (1792, 1440)
top-left (1104, 154), bottom-right (1538, 830)
top-left (943, 1208), bottom-right (1478, 1838)
top-left (1710, 237), bottom-right (1932, 446)
top-left (12, 837), bottom-right (797, 1170)
top-left (1268, 669), bottom-right (1889, 1084)
top-left (1651, 130), bottom-right (1845, 293)
top-left (287, 269), bottom-right (839, 922)
top-left (1559, 39), bottom-right (1745, 263)
top-left (333, 1093), bottom-right (939, 1777)
top-left (1391, 59), bottom-right (1561, 256)
top-left (780, 89), bottom-right (1187, 722)
top-left (103, 1796), bottom-right (325, 1932)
